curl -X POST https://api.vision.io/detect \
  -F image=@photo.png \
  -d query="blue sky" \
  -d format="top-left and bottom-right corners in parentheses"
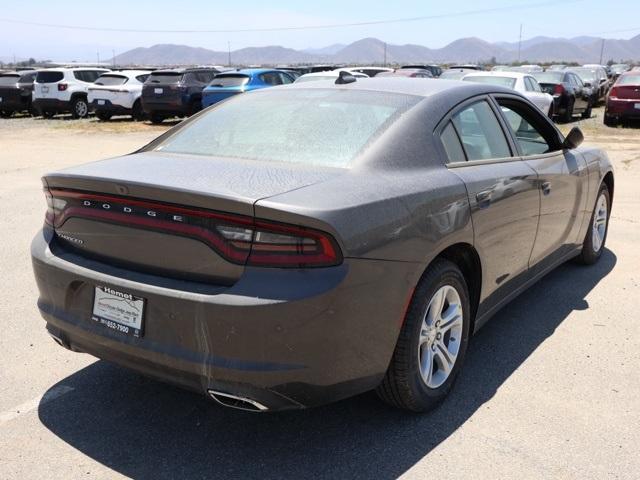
top-left (1, 0), bottom-right (639, 61)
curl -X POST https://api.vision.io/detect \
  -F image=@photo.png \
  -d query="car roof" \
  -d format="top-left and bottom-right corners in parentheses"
top-left (219, 68), bottom-right (282, 76)
top-left (282, 76), bottom-right (518, 99)
top-left (151, 67), bottom-right (217, 74)
top-left (463, 71), bottom-right (528, 79)
top-left (37, 67), bottom-right (110, 72)
top-left (98, 70), bottom-right (151, 78)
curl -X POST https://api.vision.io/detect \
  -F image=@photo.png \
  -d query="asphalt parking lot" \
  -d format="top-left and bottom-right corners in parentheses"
top-left (0, 109), bottom-right (639, 479)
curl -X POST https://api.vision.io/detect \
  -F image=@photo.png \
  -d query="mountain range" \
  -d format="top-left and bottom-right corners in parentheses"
top-left (113, 35), bottom-right (640, 66)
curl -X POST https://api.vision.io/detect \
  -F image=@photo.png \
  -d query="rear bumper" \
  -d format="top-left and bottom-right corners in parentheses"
top-left (141, 99), bottom-right (189, 117)
top-left (32, 229), bottom-right (416, 411)
top-left (0, 90), bottom-right (29, 111)
top-left (606, 99), bottom-right (640, 119)
top-left (90, 99), bottom-right (132, 116)
top-left (32, 98), bottom-right (71, 113)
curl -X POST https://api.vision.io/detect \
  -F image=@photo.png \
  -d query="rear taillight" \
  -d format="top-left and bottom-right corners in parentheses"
top-left (553, 84), bottom-right (565, 95)
top-left (609, 87), bottom-right (619, 99)
top-left (46, 189), bottom-right (342, 268)
top-left (57, 83), bottom-right (68, 91)
top-left (44, 190), bottom-right (54, 226)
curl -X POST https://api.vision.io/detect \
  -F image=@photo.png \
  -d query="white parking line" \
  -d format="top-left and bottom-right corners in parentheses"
top-left (0, 385), bottom-right (74, 425)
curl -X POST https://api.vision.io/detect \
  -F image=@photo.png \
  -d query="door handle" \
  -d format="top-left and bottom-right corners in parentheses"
top-left (476, 190), bottom-right (492, 208)
top-left (541, 181), bottom-right (552, 195)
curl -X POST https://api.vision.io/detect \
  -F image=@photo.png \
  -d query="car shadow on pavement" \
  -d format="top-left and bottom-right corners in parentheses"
top-left (38, 250), bottom-right (616, 480)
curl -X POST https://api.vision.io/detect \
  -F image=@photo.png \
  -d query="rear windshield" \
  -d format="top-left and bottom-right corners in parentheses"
top-left (155, 89), bottom-right (420, 168)
top-left (36, 71), bottom-right (64, 83)
top-left (463, 76), bottom-right (516, 88)
top-left (95, 74), bottom-right (128, 86)
top-left (208, 75), bottom-right (249, 87)
top-left (617, 74), bottom-right (640, 85)
top-left (147, 73), bottom-right (182, 84)
top-left (533, 72), bottom-right (564, 84)
top-left (0, 74), bottom-right (20, 86)
top-left (573, 69), bottom-right (597, 82)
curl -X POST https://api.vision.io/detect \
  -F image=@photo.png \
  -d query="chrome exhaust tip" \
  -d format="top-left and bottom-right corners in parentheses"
top-left (207, 390), bottom-right (269, 412)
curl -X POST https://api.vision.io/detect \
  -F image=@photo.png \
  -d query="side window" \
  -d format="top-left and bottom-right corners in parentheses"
top-left (440, 122), bottom-right (466, 163)
top-left (497, 100), bottom-right (559, 156)
top-left (571, 74), bottom-right (583, 87)
top-left (529, 77), bottom-right (542, 92)
top-left (451, 100), bottom-right (511, 161)
top-left (260, 72), bottom-right (282, 85)
top-left (524, 77), bottom-right (533, 91)
top-left (73, 71), bottom-right (85, 82)
top-left (278, 72), bottom-right (293, 84)
top-left (136, 74), bottom-right (150, 83)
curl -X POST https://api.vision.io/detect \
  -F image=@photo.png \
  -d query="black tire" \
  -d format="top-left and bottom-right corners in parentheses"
top-left (603, 114), bottom-right (617, 127)
top-left (581, 102), bottom-right (592, 119)
top-left (376, 259), bottom-right (471, 412)
top-left (42, 111), bottom-right (55, 119)
top-left (0, 110), bottom-right (13, 118)
top-left (132, 100), bottom-right (145, 121)
top-left (70, 97), bottom-right (89, 119)
top-left (96, 111), bottom-right (112, 121)
top-left (150, 113), bottom-right (165, 124)
top-left (547, 105), bottom-right (554, 119)
top-left (188, 99), bottom-right (201, 116)
top-left (576, 183), bottom-right (610, 265)
top-left (561, 98), bottom-right (574, 123)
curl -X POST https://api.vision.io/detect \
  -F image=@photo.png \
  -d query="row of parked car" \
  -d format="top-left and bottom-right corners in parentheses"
top-left (1, 63), bottom-right (638, 126)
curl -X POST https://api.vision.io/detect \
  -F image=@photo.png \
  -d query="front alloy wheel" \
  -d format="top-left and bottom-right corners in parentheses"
top-left (577, 183), bottom-right (610, 265)
top-left (71, 98), bottom-right (89, 119)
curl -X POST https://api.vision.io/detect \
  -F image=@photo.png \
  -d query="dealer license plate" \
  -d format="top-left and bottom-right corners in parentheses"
top-left (92, 286), bottom-right (145, 337)
top-left (154, 88), bottom-right (163, 94)
top-left (97, 99), bottom-right (105, 105)
top-left (634, 103), bottom-right (640, 110)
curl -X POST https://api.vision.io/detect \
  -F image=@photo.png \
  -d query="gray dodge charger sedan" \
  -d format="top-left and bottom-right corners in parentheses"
top-left (32, 77), bottom-right (613, 412)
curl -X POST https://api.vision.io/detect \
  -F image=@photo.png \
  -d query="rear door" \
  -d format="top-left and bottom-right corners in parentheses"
top-left (494, 95), bottom-right (588, 269)
top-left (438, 97), bottom-right (540, 316)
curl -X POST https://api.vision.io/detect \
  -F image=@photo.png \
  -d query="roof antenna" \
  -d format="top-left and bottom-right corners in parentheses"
top-left (335, 71), bottom-right (357, 84)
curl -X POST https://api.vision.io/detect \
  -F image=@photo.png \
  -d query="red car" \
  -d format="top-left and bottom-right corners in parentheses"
top-left (604, 72), bottom-right (640, 126)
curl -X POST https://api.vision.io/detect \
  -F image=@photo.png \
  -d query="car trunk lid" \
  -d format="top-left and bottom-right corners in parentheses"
top-left (43, 152), bottom-right (341, 284)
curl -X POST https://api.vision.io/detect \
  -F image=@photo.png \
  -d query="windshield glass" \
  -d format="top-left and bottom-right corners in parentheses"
top-left (294, 75), bottom-right (335, 83)
top-left (208, 75), bottom-right (250, 87)
top-left (573, 69), bottom-right (597, 82)
top-left (463, 76), bottom-right (516, 88)
top-left (147, 73), bottom-right (182, 84)
top-left (95, 75), bottom-right (128, 86)
top-left (533, 72), bottom-right (564, 83)
top-left (439, 70), bottom-right (470, 80)
top-left (155, 89), bottom-right (419, 168)
top-left (0, 74), bottom-right (20, 86)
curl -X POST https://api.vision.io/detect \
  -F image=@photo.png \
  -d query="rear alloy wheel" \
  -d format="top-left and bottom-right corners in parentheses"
top-left (376, 259), bottom-right (471, 412)
top-left (71, 97), bottom-right (89, 119)
top-left (577, 184), bottom-right (610, 265)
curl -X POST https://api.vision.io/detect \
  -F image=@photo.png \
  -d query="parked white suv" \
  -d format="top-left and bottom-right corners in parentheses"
top-left (32, 67), bottom-right (110, 118)
top-left (88, 70), bottom-right (151, 121)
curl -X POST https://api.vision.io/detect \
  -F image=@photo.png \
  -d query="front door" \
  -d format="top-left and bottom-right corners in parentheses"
top-left (493, 96), bottom-right (588, 268)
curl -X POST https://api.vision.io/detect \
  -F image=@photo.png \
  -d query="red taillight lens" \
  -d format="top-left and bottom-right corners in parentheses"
top-left (553, 84), bottom-right (565, 95)
top-left (47, 189), bottom-right (342, 268)
top-left (44, 189), bottom-right (54, 226)
top-left (609, 87), bottom-right (619, 98)
top-left (57, 83), bottom-right (68, 91)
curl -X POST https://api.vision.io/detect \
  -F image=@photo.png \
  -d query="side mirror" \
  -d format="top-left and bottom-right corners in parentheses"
top-left (563, 127), bottom-right (584, 150)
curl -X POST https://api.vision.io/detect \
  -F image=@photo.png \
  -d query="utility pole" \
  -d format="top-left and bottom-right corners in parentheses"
top-left (97, 50), bottom-right (100, 65)
top-left (517, 24), bottom-right (523, 63)
top-left (112, 49), bottom-right (116, 68)
top-left (228, 41), bottom-right (231, 67)
top-left (383, 42), bottom-right (387, 67)
top-left (599, 38), bottom-right (605, 65)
